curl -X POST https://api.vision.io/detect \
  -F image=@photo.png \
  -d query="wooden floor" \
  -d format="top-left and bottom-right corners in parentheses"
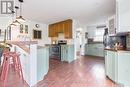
top-left (0, 56), bottom-right (118, 87)
top-left (37, 56), bottom-right (118, 87)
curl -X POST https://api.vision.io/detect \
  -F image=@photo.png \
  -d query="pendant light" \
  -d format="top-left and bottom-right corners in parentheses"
top-left (11, 6), bottom-right (21, 25)
top-left (16, 0), bottom-right (25, 22)
top-left (10, 10), bottom-right (16, 26)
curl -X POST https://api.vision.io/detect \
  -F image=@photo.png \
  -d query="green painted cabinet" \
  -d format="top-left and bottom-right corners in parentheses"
top-left (117, 51), bottom-right (130, 87)
top-left (105, 50), bottom-right (117, 82)
top-left (85, 43), bottom-right (104, 57)
top-left (61, 45), bottom-right (75, 63)
top-left (37, 46), bottom-right (49, 82)
top-left (105, 50), bottom-right (130, 87)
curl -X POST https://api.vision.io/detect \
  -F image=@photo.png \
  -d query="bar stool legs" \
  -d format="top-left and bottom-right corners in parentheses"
top-left (0, 52), bottom-right (24, 87)
top-left (14, 54), bottom-right (24, 82)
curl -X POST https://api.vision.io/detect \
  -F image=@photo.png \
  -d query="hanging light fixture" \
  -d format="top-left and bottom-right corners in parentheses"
top-left (16, 0), bottom-right (25, 22)
top-left (10, 10), bottom-right (16, 26)
top-left (10, 6), bottom-right (21, 25)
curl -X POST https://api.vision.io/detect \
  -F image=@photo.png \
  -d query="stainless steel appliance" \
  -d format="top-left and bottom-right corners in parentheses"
top-left (49, 45), bottom-right (61, 60)
top-left (58, 40), bottom-right (67, 45)
top-left (49, 40), bottom-right (67, 60)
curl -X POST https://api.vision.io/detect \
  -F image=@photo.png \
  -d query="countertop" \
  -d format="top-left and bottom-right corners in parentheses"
top-left (37, 46), bottom-right (49, 49)
top-left (45, 44), bottom-right (74, 46)
top-left (88, 41), bottom-right (103, 44)
top-left (0, 41), bottom-right (38, 45)
top-left (104, 48), bottom-right (130, 52)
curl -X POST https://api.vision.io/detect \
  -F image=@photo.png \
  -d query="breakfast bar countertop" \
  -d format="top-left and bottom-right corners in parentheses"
top-left (104, 48), bottom-right (130, 52)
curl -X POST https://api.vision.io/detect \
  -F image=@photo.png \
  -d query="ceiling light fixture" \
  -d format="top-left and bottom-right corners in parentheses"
top-left (16, 0), bottom-right (25, 22)
top-left (10, 6), bottom-right (21, 26)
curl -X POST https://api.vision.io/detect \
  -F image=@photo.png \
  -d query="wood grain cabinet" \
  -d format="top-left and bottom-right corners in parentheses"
top-left (48, 19), bottom-right (72, 39)
top-left (64, 20), bottom-right (72, 39)
top-left (48, 25), bottom-right (53, 37)
top-left (49, 24), bottom-right (58, 37)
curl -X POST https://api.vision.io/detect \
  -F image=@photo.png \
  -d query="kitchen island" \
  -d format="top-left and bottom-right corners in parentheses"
top-left (1, 41), bottom-right (49, 87)
top-left (37, 46), bottom-right (49, 82)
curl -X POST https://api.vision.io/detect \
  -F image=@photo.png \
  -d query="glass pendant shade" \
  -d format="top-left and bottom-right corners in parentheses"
top-left (16, 15), bottom-right (25, 22)
top-left (12, 20), bottom-right (21, 25)
top-left (17, 0), bottom-right (26, 23)
top-left (10, 23), bottom-right (16, 26)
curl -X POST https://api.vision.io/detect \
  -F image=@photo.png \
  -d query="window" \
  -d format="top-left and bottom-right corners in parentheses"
top-left (33, 30), bottom-right (42, 39)
top-left (94, 29), bottom-right (104, 42)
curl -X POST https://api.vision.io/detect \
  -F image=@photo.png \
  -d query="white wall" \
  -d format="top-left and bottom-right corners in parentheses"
top-left (87, 25), bottom-right (106, 42)
top-left (0, 17), bottom-right (51, 45)
top-left (25, 20), bottom-right (51, 46)
top-left (87, 26), bottom-right (97, 38)
top-left (72, 19), bottom-right (87, 57)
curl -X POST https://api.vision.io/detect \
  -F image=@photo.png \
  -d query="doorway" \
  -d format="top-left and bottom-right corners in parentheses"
top-left (75, 28), bottom-right (83, 57)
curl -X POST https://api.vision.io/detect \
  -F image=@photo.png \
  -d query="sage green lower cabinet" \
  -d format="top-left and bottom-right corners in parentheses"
top-left (61, 45), bottom-right (75, 63)
top-left (117, 51), bottom-right (130, 87)
top-left (37, 46), bottom-right (49, 82)
top-left (105, 50), bottom-right (130, 87)
top-left (85, 43), bottom-right (104, 57)
top-left (105, 50), bottom-right (117, 82)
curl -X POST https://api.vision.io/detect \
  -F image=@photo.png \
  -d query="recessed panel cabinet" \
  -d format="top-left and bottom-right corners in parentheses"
top-left (49, 24), bottom-right (58, 37)
top-left (48, 19), bottom-right (72, 39)
top-left (105, 50), bottom-right (130, 87)
top-left (105, 50), bottom-right (117, 81)
top-left (64, 20), bottom-right (72, 39)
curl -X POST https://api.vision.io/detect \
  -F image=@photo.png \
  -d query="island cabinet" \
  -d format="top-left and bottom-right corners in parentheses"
top-left (117, 51), bottom-right (130, 87)
top-left (9, 41), bottom-right (49, 86)
top-left (37, 46), bottom-right (49, 82)
top-left (105, 50), bottom-right (130, 87)
top-left (61, 45), bottom-right (75, 63)
top-left (48, 19), bottom-right (72, 39)
top-left (105, 50), bottom-right (117, 82)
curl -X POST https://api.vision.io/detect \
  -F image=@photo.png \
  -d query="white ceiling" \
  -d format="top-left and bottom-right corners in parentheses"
top-left (19, 0), bottom-right (116, 25)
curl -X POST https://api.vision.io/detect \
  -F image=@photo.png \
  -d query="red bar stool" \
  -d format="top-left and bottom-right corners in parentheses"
top-left (0, 51), bottom-right (24, 87)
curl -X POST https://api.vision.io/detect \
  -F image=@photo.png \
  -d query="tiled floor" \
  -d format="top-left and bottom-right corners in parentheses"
top-left (0, 56), bottom-right (118, 87)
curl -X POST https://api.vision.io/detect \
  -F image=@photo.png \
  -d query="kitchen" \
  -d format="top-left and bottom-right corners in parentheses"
top-left (0, 0), bottom-right (130, 87)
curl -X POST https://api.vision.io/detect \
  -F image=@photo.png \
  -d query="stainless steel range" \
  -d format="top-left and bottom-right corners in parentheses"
top-left (49, 45), bottom-right (61, 60)
top-left (49, 40), bottom-right (67, 60)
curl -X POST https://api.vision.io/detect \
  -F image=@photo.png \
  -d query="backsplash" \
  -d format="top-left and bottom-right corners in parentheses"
top-left (126, 35), bottom-right (130, 48)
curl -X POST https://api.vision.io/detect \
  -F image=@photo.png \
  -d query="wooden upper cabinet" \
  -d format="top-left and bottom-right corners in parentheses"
top-left (53, 24), bottom-right (58, 37)
top-left (48, 24), bottom-right (58, 37)
top-left (48, 19), bottom-right (72, 38)
top-left (64, 20), bottom-right (72, 39)
top-left (57, 22), bottom-right (65, 33)
top-left (48, 25), bottom-right (53, 37)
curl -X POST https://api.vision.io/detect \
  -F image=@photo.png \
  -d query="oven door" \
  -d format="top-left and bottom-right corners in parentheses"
top-left (49, 45), bottom-right (61, 59)
top-left (51, 46), bottom-right (60, 53)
